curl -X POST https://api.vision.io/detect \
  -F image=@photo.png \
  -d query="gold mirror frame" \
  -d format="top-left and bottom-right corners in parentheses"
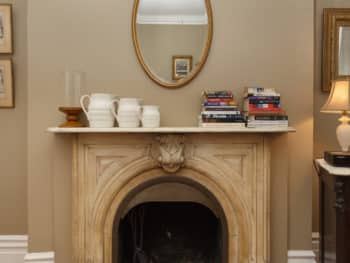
top-left (132, 0), bottom-right (213, 89)
top-left (323, 8), bottom-right (350, 92)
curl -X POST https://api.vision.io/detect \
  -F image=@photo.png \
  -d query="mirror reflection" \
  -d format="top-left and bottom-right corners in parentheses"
top-left (135, 0), bottom-right (210, 85)
top-left (339, 26), bottom-right (350, 76)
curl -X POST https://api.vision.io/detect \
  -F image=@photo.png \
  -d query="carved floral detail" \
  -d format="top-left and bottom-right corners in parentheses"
top-left (156, 135), bottom-right (185, 173)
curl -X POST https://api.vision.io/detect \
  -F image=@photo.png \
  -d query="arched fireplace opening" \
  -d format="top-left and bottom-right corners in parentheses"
top-left (116, 202), bottom-right (222, 263)
top-left (111, 180), bottom-right (228, 263)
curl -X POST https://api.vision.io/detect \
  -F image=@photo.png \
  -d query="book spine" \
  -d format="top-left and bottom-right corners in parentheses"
top-left (202, 111), bottom-right (241, 115)
top-left (249, 116), bottom-right (288, 121)
top-left (204, 91), bottom-right (233, 97)
top-left (203, 102), bottom-right (237, 106)
top-left (248, 99), bottom-right (280, 104)
top-left (247, 96), bottom-right (281, 100)
top-left (202, 118), bottom-right (246, 123)
top-left (203, 106), bottom-right (239, 111)
top-left (200, 123), bottom-right (246, 128)
top-left (245, 92), bottom-right (280, 98)
top-left (206, 98), bottom-right (235, 103)
top-left (244, 87), bottom-right (267, 93)
top-left (248, 104), bottom-right (281, 110)
top-left (206, 94), bottom-right (233, 99)
top-left (202, 114), bottom-right (244, 119)
top-left (246, 111), bottom-right (285, 116)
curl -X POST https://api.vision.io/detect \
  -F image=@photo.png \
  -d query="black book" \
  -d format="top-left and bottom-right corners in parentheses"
top-left (202, 118), bottom-right (245, 123)
top-left (202, 114), bottom-right (244, 119)
top-left (324, 151), bottom-right (350, 167)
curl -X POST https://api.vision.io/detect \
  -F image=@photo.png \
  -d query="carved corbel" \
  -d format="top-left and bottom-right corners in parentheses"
top-left (154, 135), bottom-right (186, 173)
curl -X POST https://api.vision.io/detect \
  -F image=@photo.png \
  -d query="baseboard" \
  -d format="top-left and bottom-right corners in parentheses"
top-left (312, 232), bottom-right (320, 262)
top-left (0, 235), bottom-right (28, 263)
top-left (288, 250), bottom-right (317, 263)
top-left (24, 252), bottom-right (55, 263)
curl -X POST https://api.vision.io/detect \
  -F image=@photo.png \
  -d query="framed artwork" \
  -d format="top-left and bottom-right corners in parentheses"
top-left (0, 4), bottom-right (12, 54)
top-left (172, 55), bottom-right (193, 80)
top-left (0, 59), bottom-right (13, 108)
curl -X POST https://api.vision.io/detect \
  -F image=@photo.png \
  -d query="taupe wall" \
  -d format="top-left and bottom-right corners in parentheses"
top-left (0, 0), bottom-right (27, 234)
top-left (137, 24), bottom-right (208, 82)
top-left (19, 0), bottom-right (317, 261)
top-left (314, 0), bottom-right (350, 232)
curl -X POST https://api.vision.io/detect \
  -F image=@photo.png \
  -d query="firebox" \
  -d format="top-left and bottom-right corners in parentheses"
top-left (115, 202), bottom-right (223, 263)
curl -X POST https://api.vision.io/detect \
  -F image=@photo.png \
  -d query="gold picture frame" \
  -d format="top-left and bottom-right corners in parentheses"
top-left (172, 55), bottom-right (193, 80)
top-left (0, 4), bottom-right (13, 54)
top-left (0, 59), bottom-right (13, 108)
top-left (322, 8), bottom-right (350, 91)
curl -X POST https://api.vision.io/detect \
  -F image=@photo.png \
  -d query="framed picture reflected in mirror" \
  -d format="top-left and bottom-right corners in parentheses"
top-left (172, 55), bottom-right (193, 80)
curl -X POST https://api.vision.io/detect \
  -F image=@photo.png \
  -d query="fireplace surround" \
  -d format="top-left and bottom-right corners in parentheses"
top-left (47, 127), bottom-right (294, 263)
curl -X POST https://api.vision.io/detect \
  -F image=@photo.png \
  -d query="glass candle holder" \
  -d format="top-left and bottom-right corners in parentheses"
top-left (64, 71), bottom-right (86, 107)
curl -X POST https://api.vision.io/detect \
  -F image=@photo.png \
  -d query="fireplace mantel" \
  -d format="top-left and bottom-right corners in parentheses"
top-left (48, 126), bottom-right (295, 133)
top-left (50, 127), bottom-right (293, 263)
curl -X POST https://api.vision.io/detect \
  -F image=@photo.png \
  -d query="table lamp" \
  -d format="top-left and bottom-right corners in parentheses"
top-left (321, 80), bottom-right (350, 151)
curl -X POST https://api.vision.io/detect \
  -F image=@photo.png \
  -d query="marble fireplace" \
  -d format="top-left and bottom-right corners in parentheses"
top-left (54, 128), bottom-right (293, 263)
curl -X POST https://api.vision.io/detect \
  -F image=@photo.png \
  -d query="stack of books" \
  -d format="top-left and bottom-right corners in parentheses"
top-left (243, 87), bottom-right (288, 128)
top-left (199, 90), bottom-right (245, 127)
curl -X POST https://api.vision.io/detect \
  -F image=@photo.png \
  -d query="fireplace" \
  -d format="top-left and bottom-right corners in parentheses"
top-left (71, 132), bottom-right (273, 263)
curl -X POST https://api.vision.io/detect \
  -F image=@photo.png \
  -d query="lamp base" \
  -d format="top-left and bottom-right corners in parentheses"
top-left (336, 114), bottom-right (350, 152)
top-left (58, 107), bottom-right (84, 128)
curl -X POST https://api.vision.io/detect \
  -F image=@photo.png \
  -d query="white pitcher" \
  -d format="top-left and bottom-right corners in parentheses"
top-left (115, 98), bottom-right (142, 114)
top-left (113, 98), bottom-right (142, 128)
top-left (141, 105), bottom-right (160, 128)
top-left (80, 93), bottom-right (117, 128)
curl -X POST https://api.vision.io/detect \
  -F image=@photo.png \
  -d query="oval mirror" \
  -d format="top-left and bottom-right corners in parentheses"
top-left (132, 0), bottom-right (213, 88)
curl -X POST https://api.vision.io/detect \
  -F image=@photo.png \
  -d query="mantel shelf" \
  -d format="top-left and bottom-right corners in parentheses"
top-left (47, 126), bottom-right (296, 134)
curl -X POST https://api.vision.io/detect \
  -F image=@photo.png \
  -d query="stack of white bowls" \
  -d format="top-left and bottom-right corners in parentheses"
top-left (114, 98), bottom-right (142, 128)
top-left (80, 93), bottom-right (116, 128)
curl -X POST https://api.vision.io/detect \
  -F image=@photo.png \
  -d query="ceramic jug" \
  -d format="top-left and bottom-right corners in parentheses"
top-left (113, 98), bottom-right (143, 128)
top-left (80, 93), bottom-right (117, 128)
top-left (141, 105), bottom-right (160, 128)
top-left (115, 98), bottom-right (142, 114)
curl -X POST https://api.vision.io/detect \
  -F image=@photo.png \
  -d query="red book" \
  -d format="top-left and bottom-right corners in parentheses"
top-left (248, 104), bottom-right (281, 111)
top-left (249, 108), bottom-right (283, 113)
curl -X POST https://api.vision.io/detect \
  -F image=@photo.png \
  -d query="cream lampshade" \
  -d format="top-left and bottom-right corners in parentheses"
top-left (321, 80), bottom-right (350, 151)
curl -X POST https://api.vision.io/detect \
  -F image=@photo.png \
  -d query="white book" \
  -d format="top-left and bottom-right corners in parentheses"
top-left (202, 111), bottom-right (241, 115)
top-left (247, 120), bottom-right (288, 124)
top-left (247, 123), bottom-right (288, 128)
top-left (199, 122), bottom-right (246, 128)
